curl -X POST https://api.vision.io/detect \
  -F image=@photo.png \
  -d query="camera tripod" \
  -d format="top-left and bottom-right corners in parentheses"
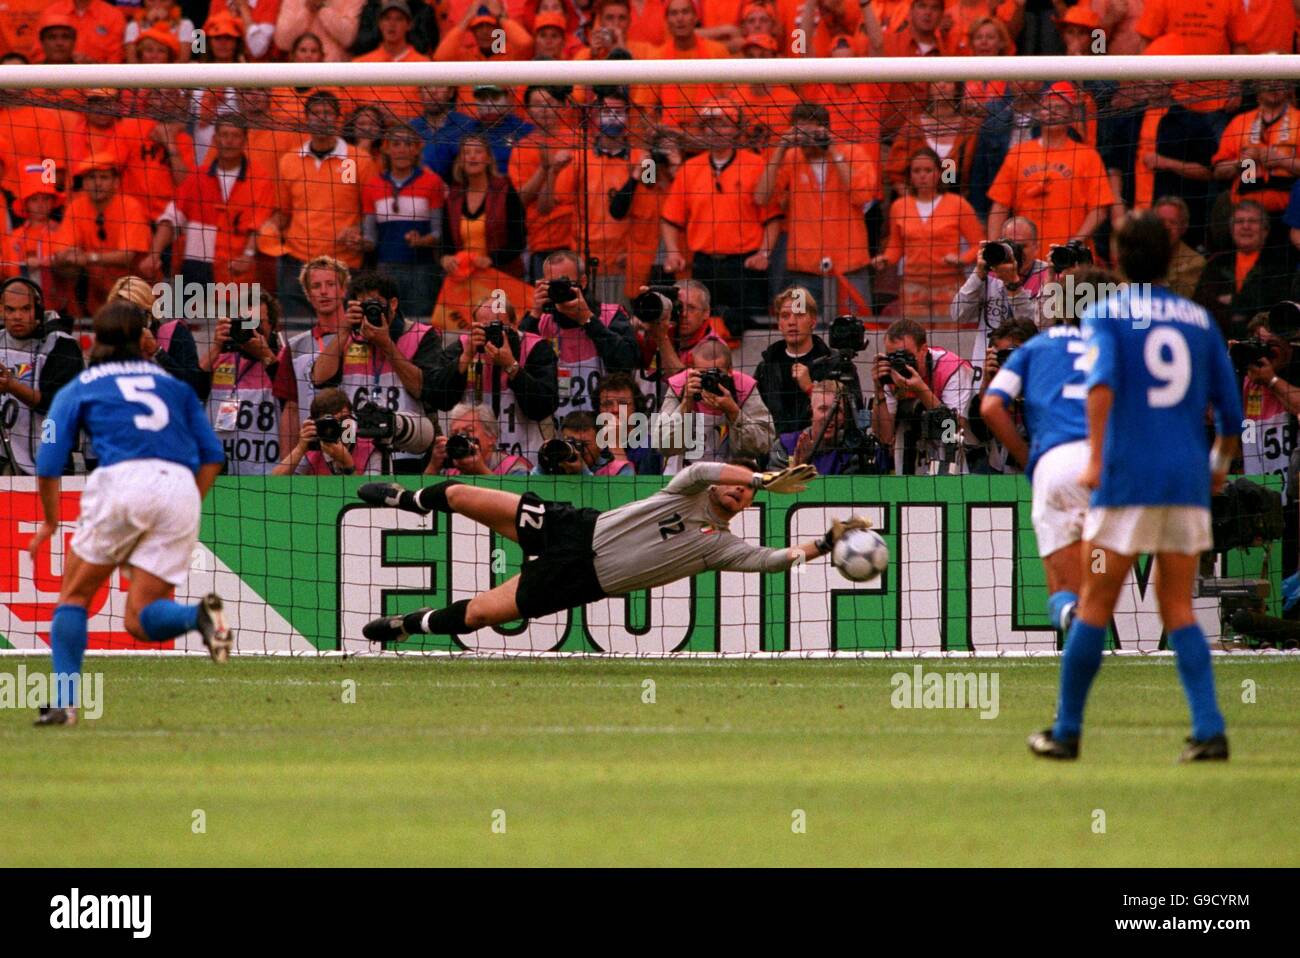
top-left (806, 354), bottom-right (878, 473)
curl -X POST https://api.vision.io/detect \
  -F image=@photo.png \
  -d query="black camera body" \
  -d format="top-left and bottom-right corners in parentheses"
top-left (446, 432), bottom-right (479, 461)
top-left (1049, 240), bottom-right (1093, 273)
top-left (827, 314), bottom-right (866, 353)
top-left (545, 278), bottom-right (584, 329)
top-left (360, 299), bottom-right (388, 327)
top-left (1230, 338), bottom-right (1277, 376)
top-left (632, 285), bottom-right (682, 325)
top-left (878, 349), bottom-right (918, 388)
top-left (308, 414), bottom-right (345, 451)
top-left (538, 436), bottom-right (584, 474)
top-left (695, 367), bottom-right (734, 402)
top-left (482, 320), bottom-right (507, 350)
top-left (918, 404), bottom-right (960, 445)
top-left (981, 239), bottom-right (1022, 269)
top-left (995, 346), bottom-right (1016, 368)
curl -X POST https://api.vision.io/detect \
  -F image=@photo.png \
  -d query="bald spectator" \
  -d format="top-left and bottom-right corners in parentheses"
top-left (275, 0), bottom-right (364, 60)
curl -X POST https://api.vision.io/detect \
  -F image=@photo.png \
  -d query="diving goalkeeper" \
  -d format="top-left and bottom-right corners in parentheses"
top-left (356, 461), bottom-right (866, 641)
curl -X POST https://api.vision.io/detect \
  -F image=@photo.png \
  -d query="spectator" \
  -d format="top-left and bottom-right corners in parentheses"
top-left (32, 13), bottom-right (78, 65)
top-left (532, 10), bottom-right (571, 59)
top-left (411, 85), bottom-right (474, 175)
top-left (125, 3), bottom-right (194, 64)
top-left (636, 0), bottom-right (731, 128)
top-left (520, 250), bottom-right (640, 415)
top-left (192, 12), bottom-right (248, 166)
top-left (662, 98), bottom-right (780, 338)
top-left (510, 86), bottom-right (580, 282)
top-left (731, 34), bottom-right (801, 151)
top-left (0, 277), bottom-right (83, 475)
top-left (52, 153), bottom-right (152, 316)
top-left (768, 379), bottom-right (863, 475)
top-left (655, 338), bottom-right (775, 472)
top-left (876, 0), bottom-right (955, 132)
top-left (432, 133), bottom-right (531, 329)
top-left (1155, 195), bottom-right (1207, 300)
top-left (963, 17), bottom-right (1012, 109)
top-left (39, 0), bottom-right (125, 63)
top-left (871, 317), bottom-right (975, 475)
top-left (311, 270), bottom-right (449, 472)
top-left (576, 0), bottom-right (657, 59)
top-left (271, 91), bottom-right (378, 318)
top-left (754, 285), bottom-right (832, 436)
top-left (209, 0), bottom-right (280, 61)
top-left (274, 388), bottom-right (374, 475)
top-left (430, 400), bottom-right (533, 474)
top-left (107, 275), bottom-right (206, 399)
top-left (1195, 200), bottom-right (1294, 339)
top-left (272, 255), bottom-right (350, 454)
top-left (986, 82), bottom-right (1116, 251)
top-left (883, 82), bottom-right (977, 198)
top-left (275, 0), bottom-right (365, 60)
top-left (967, 80), bottom-right (1048, 222)
top-left (342, 104), bottom-right (387, 165)
top-left (348, 0), bottom-right (428, 121)
top-left (424, 298), bottom-right (559, 465)
top-left (147, 115), bottom-right (277, 352)
top-left (1136, 0), bottom-right (1249, 119)
top-left (756, 102), bottom-right (878, 318)
top-left (360, 122), bottom-right (445, 321)
top-left (637, 278), bottom-right (732, 378)
top-left (1055, 4), bottom-right (1103, 57)
top-left (433, 0), bottom-right (534, 63)
top-left (873, 146), bottom-right (983, 322)
top-left (1212, 77), bottom-right (1300, 220)
top-left (965, 315), bottom-right (1036, 474)
top-left (594, 369), bottom-right (664, 474)
top-left (5, 166), bottom-right (71, 314)
top-left (421, 84), bottom-right (534, 184)
top-left (350, 0), bottom-right (440, 57)
top-left (203, 296), bottom-right (286, 474)
top-left (943, 1), bottom-right (1020, 58)
top-left (533, 409), bottom-right (635, 475)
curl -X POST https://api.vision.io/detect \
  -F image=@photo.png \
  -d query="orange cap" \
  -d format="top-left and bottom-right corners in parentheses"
top-left (137, 25), bottom-right (182, 59)
top-left (1045, 80), bottom-right (1079, 106)
top-left (74, 151), bottom-right (120, 175)
top-left (12, 163), bottom-right (63, 217)
top-left (534, 11), bottom-right (567, 32)
top-left (1056, 6), bottom-right (1101, 30)
top-left (742, 33), bottom-right (778, 53)
top-left (37, 11), bottom-right (77, 34)
top-left (203, 11), bottom-right (245, 38)
top-left (1142, 34), bottom-right (1186, 56)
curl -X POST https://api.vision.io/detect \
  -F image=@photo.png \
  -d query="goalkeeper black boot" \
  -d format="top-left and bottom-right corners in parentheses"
top-left (1027, 728), bottom-right (1080, 760)
top-left (363, 614), bottom-right (409, 646)
top-left (197, 594), bottom-right (233, 664)
top-left (34, 707), bottom-right (77, 727)
top-left (1179, 734), bottom-right (1229, 763)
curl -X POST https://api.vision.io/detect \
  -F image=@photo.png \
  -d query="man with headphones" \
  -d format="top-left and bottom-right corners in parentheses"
top-left (0, 277), bottom-right (84, 475)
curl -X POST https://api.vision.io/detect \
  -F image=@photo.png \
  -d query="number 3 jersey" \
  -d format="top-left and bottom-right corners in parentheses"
top-left (37, 360), bottom-right (224, 478)
top-left (1083, 284), bottom-right (1242, 509)
top-left (207, 352), bottom-right (280, 474)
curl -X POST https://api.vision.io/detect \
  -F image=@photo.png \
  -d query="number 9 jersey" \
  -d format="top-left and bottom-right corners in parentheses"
top-left (36, 360), bottom-right (226, 479)
top-left (1083, 285), bottom-right (1242, 508)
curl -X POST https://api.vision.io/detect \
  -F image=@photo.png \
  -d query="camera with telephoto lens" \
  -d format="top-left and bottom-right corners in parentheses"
top-left (308, 414), bottom-right (344, 451)
top-left (360, 299), bottom-right (388, 327)
top-left (482, 320), bottom-right (507, 350)
top-left (538, 437), bottom-right (584, 475)
top-left (446, 432), bottom-right (479, 461)
top-left (632, 285), bottom-right (682, 325)
top-left (695, 367), bottom-right (733, 402)
top-left (827, 314), bottom-right (866, 353)
top-left (353, 402), bottom-right (435, 452)
top-left (1229, 337), bottom-right (1278, 377)
top-left (1048, 240), bottom-right (1093, 273)
top-left (878, 348), bottom-right (918, 388)
top-left (981, 240), bottom-right (1022, 269)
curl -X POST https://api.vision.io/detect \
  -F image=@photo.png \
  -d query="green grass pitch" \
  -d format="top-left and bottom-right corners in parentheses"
top-left (2, 655), bottom-right (1298, 867)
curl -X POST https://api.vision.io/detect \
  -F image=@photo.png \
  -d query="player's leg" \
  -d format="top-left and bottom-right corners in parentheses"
top-left (1032, 441), bottom-right (1089, 633)
top-left (363, 575), bottom-right (524, 643)
top-left (358, 480), bottom-right (522, 542)
top-left (1154, 550), bottom-right (1228, 760)
top-left (1042, 543), bottom-right (1082, 631)
top-left (38, 551), bottom-right (116, 726)
top-left (123, 567), bottom-right (234, 663)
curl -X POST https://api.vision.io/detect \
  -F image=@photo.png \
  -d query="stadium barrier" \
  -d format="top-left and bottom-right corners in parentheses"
top-left (0, 476), bottom-right (1281, 656)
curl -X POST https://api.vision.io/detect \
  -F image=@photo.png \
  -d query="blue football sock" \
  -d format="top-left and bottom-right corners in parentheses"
top-left (49, 604), bottom-right (89, 709)
top-left (1168, 624), bottom-right (1225, 741)
top-left (1052, 619), bottom-right (1107, 741)
top-left (1047, 591), bottom-right (1079, 632)
top-left (138, 600), bottom-right (201, 643)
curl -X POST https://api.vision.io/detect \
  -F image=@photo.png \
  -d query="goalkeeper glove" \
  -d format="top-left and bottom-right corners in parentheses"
top-left (751, 463), bottom-right (817, 494)
top-left (815, 514), bottom-right (873, 556)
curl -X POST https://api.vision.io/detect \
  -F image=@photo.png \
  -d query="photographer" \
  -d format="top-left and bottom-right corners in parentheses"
top-left (1236, 315), bottom-right (1300, 499)
top-left (594, 371), bottom-right (664, 476)
top-left (950, 216), bottom-right (1050, 387)
top-left (872, 318), bottom-right (975, 475)
top-left (965, 317), bottom-right (1038, 474)
top-left (532, 410), bottom-right (635, 477)
top-left (0, 277), bottom-right (83, 476)
top-left (655, 339), bottom-right (775, 473)
top-left (427, 401), bottom-right (531, 476)
top-left (633, 279), bottom-right (731, 379)
top-left (754, 286), bottom-right (833, 436)
top-left (769, 380), bottom-right (860, 475)
top-left (275, 389), bottom-right (369, 476)
top-left (201, 296), bottom-right (284, 475)
top-left (424, 298), bottom-right (559, 466)
top-left (519, 250), bottom-right (639, 414)
top-left (311, 270), bottom-right (449, 473)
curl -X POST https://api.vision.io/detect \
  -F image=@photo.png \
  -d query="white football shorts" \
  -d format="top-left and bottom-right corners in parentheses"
top-left (1083, 505), bottom-right (1212, 557)
top-left (1030, 439), bottom-right (1091, 558)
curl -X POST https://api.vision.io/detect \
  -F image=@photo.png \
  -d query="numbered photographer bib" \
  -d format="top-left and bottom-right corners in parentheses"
top-left (206, 353), bottom-right (280, 476)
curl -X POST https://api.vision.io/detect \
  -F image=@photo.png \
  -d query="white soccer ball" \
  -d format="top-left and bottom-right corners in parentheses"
top-left (831, 528), bottom-right (889, 583)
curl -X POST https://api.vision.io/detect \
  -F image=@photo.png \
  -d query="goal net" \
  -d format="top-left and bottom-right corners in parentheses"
top-left (0, 54), bottom-right (1290, 656)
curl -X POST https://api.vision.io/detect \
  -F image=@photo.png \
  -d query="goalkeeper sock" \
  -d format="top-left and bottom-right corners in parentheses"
top-left (49, 604), bottom-right (89, 709)
top-left (1169, 624), bottom-right (1226, 741)
top-left (403, 600), bottom-right (472, 635)
top-left (139, 599), bottom-right (201, 642)
top-left (1046, 591), bottom-right (1078, 633)
top-left (411, 481), bottom-right (462, 515)
top-left (1052, 619), bottom-right (1106, 741)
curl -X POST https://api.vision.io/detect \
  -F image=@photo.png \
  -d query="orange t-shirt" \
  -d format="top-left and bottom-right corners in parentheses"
top-left (347, 45), bottom-right (430, 120)
top-left (54, 190), bottom-right (152, 310)
top-left (1136, 0), bottom-right (1249, 53)
top-left (1212, 106), bottom-right (1300, 213)
top-left (625, 0), bottom-right (668, 46)
top-left (0, 105), bottom-right (73, 196)
top-left (276, 141), bottom-right (378, 267)
top-left (40, 0), bottom-right (126, 63)
top-left (724, 84), bottom-right (802, 146)
top-left (1242, 0), bottom-right (1296, 52)
top-left (882, 191), bottom-right (983, 279)
top-left (799, 82), bottom-right (889, 174)
top-left (66, 118), bottom-right (194, 219)
top-left (772, 141), bottom-right (879, 273)
top-left (661, 148), bottom-right (781, 255)
top-left (985, 137), bottom-right (1117, 249)
top-left (1236, 249), bottom-right (1261, 292)
top-left (634, 35), bottom-right (734, 127)
top-left (0, 0), bottom-right (44, 58)
top-left (942, 0), bottom-right (1020, 57)
top-left (508, 138), bottom-right (580, 253)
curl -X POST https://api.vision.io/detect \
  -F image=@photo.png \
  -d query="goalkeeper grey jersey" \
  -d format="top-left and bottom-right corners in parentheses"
top-left (590, 462), bottom-right (799, 596)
